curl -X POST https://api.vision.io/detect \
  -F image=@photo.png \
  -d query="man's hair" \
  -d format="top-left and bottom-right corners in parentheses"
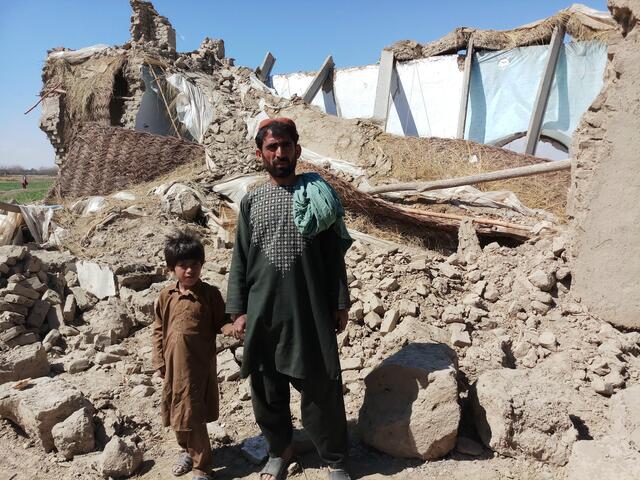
top-left (255, 121), bottom-right (299, 149)
top-left (164, 231), bottom-right (205, 269)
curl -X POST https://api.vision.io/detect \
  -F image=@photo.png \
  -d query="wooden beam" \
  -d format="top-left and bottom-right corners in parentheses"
top-left (302, 55), bottom-right (334, 104)
top-left (256, 52), bottom-right (275, 83)
top-left (524, 26), bottom-right (565, 155)
top-left (372, 50), bottom-right (396, 125)
top-left (365, 158), bottom-right (571, 195)
top-left (0, 201), bottom-right (21, 213)
top-left (456, 36), bottom-right (475, 139)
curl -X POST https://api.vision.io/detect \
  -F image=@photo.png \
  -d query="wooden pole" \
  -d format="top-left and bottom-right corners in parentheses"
top-left (365, 158), bottom-right (571, 195)
top-left (0, 201), bottom-right (21, 213)
top-left (372, 50), bottom-right (396, 126)
top-left (456, 36), bottom-right (475, 139)
top-left (146, 64), bottom-right (182, 139)
top-left (302, 55), bottom-right (334, 104)
top-left (256, 52), bottom-right (276, 83)
top-left (524, 25), bottom-right (565, 155)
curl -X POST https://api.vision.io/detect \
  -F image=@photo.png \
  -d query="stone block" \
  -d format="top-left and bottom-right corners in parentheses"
top-left (359, 343), bottom-right (459, 460)
top-left (0, 377), bottom-right (91, 451)
top-left (100, 436), bottom-right (143, 478)
top-left (27, 300), bottom-right (50, 329)
top-left (0, 343), bottom-right (50, 384)
top-left (52, 407), bottom-right (95, 459)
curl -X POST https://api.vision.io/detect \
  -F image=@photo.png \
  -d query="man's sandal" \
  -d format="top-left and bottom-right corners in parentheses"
top-left (259, 455), bottom-right (290, 480)
top-left (328, 467), bottom-right (351, 480)
top-left (172, 451), bottom-right (193, 476)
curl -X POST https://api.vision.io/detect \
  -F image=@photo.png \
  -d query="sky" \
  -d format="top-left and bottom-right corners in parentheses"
top-left (0, 0), bottom-right (608, 169)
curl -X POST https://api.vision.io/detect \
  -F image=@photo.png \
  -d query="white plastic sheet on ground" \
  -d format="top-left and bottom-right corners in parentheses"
top-left (0, 212), bottom-right (22, 245)
top-left (18, 206), bottom-right (56, 244)
top-left (166, 74), bottom-right (214, 142)
top-left (71, 197), bottom-right (107, 216)
top-left (466, 41), bottom-right (607, 145)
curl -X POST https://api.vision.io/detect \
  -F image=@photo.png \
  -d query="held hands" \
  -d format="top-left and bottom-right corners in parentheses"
top-left (335, 309), bottom-right (348, 333)
top-left (231, 314), bottom-right (247, 341)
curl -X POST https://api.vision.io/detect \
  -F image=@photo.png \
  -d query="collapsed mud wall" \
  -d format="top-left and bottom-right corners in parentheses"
top-left (569, 0), bottom-right (640, 329)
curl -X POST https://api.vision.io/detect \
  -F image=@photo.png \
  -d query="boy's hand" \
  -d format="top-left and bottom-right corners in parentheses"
top-left (220, 323), bottom-right (234, 337)
top-left (232, 314), bottom-right (247, 340)
top-left (335, 309), bottom-right (348, 333)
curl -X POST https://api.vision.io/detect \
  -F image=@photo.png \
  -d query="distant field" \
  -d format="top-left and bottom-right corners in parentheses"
top-left (0, 176), bottom-right (55, 204)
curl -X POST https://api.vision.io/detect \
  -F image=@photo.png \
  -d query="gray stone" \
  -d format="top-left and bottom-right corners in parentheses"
top-left (452, 330), bottom-right (472, 347)
top-left (442, 305), bottom-right (465, 324)
top-left (96, 353), bottom-right (122, 365)
top-left (528, 270), bottom-right (556, 292)
top-left (359, 343), bottom-right (459, 460)
top-left (46, 304), bottom-right (64, 329)
top-left (2, 293), bottom-right (34, 308)
top-left (5, 283), bottom-right (39, 300)
top-left (26, 300), bottom-right (50, 329)
top-left (130, 385), bottom-right (154, 397)
top-left (83, 297), bottom-right (133, 340)
top-left (398, 299), bottom-right (418, 318)
top-left (0, 324), bottom-right (25, 342)
top-left (28, 250), bottom-right (75, 273)
top-left (379, 277), bottom-right (399, 292)
top-left (457, 219), bottom-right (482, 264)
top-left (0, 301), bottom-right (28, 316)
top-left (100, 436), bottom-right (143, 478)
top-left (484, 284), bottom-right (500, 302)
top-left (241, 435), bottom-right (268, 464)
top-left (0, 377), bottom-right (91, 451)
top-left (67, 358), bottom-right (91, 374)
top-left (5, 332), bottom-right (39, 348)
top-left (69, 286), bottom-right (98, 312)
top-left (42, 289), bottom-right (62, 305)
top-left (0, 311), bottom-right (24, 329)
top-left (63, 294), bottom-right (77, 322)
top-left (364, 311), bottom-right (382, 330)
top-left (0, 343), bottom-right (50, 384)
top-left (207, 421), bottom-right (230, 443)
top-left (380, 309), bottom-right (399, 335)
top-left (610, 385), bottom-right (640, 451)
top-left (471, 369), bottom-right (577, 465)
top-left (42, 329), bottom-right (61, 351)
top-left (538, 331), bottom-right (557, 351)
top-left (19, 276), bottom-right (47, 294)
top-left (217, 349), bottom-right (240, 381)
top-left (52, 407), bottom-right (95, 459)
top-left (566, 438), bottom-right (640, 480)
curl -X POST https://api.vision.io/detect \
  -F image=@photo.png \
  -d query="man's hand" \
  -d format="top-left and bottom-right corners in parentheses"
top-left (335, 309), bottom-right (348, 333)
top-left (155, 366), bottom-right (165, 379)
top-left (232, 314), bottom-right (247, 340)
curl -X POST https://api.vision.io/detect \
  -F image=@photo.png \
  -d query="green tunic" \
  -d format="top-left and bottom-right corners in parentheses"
top-left (226, 180), bottom-right (350, 380)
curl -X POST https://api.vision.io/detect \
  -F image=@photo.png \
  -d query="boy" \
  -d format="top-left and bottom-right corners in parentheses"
top-left (152, 231), bottom-right (232, 480)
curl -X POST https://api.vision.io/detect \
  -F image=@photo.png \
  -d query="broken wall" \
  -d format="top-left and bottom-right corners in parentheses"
top-left (569, 0), bottom-right (640, 329)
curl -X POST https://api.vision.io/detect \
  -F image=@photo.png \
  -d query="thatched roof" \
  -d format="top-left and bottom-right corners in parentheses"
top-left (387, 4), bottom-right (617, 61)
top-left (47, 123), bottom-right (204, 200)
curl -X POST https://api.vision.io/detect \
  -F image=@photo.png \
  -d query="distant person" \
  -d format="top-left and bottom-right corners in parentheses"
top-left (21, 175), bottom-right (28, 189)
top-left (152, 231), bottom-right (234, 480)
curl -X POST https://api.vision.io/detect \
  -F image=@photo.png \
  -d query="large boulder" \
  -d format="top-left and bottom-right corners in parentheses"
top-left (0, 377), bottom-right (92, 451)
top-left (610, 385), bottom-right (640, 451)
top-left (358, 342), bottom-right (459, 460)
top-left (0, 342), bottom-right (50, 384)
top-left (566, 438), bottom-right (640, 480)
top-left (100, 435), bottom-right (143, 478)
top-left (83, 297), bottom-right (133, 340)
top-left (51, 407), bottom-right (95, 459)
top-left (471, 368), bottom-right (577, 465)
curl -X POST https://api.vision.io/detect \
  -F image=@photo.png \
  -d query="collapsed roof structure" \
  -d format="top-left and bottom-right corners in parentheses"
top-left (34, 1), bottom-right (613, 243)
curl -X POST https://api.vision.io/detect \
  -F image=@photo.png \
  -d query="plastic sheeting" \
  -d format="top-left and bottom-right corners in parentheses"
top-left (18, 206), bottom-right (55, 244)
top-left (466, 41), bottom-right (607, 145)
top-left (166, 74), bottom-right (214, 142)
top-left (48, 44), bottom-right (110, 64)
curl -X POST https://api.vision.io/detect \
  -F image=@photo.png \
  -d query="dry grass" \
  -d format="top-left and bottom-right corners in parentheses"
top-left (376, 134), bottom-right (569, 219)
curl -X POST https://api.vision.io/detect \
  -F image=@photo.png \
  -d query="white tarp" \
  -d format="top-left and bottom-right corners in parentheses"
top-left (48, 44), bottom-right (110, 64)
top-left (71, 196), bottom-right (107, 216)
top-left (77, 261), bottom-right (117, 299)
top-left (466, 41), bottom-right (607, 145)
top-left (18, 206), bottom-right (55, 244)
top-left (166, 74), bottom-right (214, 142)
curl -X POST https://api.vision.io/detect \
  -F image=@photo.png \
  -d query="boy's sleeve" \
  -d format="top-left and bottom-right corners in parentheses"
top-left (151, 295), bottom-right (165, 370)
top-left (212, 287), bottom-right (230, 333)
top-left (226, 197), bottom-right (251, 315)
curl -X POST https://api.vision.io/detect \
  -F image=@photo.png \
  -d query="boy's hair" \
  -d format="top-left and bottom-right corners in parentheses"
top-left (164, 231), bottom-right (205, 269)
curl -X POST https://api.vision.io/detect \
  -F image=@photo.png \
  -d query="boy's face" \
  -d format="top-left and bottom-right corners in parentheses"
top-left (172, 259), bottom-right (202, 288)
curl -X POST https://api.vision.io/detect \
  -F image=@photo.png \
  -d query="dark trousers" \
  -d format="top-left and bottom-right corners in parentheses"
top-left (250, 369), bottom-right (348, 468)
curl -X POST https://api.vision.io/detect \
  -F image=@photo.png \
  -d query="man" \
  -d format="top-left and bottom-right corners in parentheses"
top-left (226, 118), bottom-right (352, 480)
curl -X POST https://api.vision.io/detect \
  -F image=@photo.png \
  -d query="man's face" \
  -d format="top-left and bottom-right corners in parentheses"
top-left (257, 131), bottom-right (301, 179)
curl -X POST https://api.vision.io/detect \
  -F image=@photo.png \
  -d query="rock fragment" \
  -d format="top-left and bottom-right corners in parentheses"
top-left (52, 407), bottom-right (95, 459)
top-left (100, 436), bottom-right (143, 478)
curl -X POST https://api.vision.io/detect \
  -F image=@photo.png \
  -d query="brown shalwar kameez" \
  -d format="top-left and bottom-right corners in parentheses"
top-left (152, 280), bottom-right (226, 475)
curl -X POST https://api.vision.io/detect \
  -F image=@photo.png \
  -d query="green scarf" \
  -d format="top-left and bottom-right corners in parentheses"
top-left (293, 173), bottom-right (353, 253)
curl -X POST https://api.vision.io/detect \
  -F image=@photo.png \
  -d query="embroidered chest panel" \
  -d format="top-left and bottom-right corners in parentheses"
top-left (248, 183), bottom-right (311, 275)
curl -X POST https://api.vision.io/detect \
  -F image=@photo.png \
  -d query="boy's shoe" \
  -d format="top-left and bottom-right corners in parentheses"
top-left (172, 451), bottom-right (193, 476)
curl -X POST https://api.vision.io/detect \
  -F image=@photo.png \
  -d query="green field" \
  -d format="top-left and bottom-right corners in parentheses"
top-left (0, 176), bottom-right (55, 204)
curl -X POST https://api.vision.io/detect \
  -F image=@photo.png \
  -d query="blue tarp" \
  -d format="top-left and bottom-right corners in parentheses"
top-left (466, 41), bottom-right (607, 145)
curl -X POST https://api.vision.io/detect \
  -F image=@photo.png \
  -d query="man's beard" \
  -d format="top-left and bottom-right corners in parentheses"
top-left (264, 158), bottom-right (296, 178)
